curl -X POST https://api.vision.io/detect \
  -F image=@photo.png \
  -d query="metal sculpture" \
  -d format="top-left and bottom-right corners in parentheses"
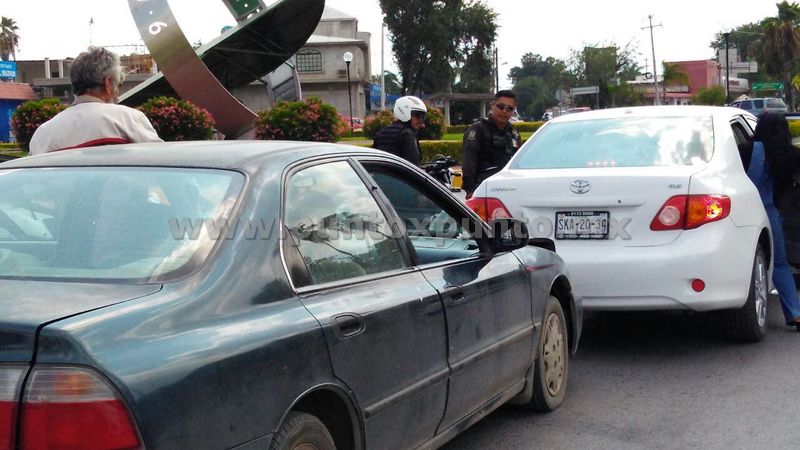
top-left (124, 0), bottom-right (324, 138)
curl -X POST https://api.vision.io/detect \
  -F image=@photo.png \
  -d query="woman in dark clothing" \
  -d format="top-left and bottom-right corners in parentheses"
top-left (750, 112), bottom-right (800, 329)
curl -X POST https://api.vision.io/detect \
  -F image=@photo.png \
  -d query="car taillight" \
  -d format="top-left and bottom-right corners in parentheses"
top-left (1, 367), bottom-right (26, 450)
top-left (650, 195), bottom-right (731, 231)
top-left (465, 197), bottom-right (512, 222)
top-left (21, 367), bottom-right (141, 450)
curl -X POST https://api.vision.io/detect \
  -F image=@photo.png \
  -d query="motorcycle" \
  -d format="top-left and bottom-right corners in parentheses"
top-left (422, 154), bottom-right (460, 192)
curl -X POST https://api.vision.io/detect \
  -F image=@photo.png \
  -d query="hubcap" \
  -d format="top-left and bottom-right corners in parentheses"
top-left (294, 444), bottom-right (318, 450)
top-left (754, 254), bottom-right (768, 328)
top-left (542, 312), bottom-right (565, 396)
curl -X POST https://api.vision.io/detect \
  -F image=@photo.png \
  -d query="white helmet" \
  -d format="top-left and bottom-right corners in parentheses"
top-left (393, 95), bottom-right (427, 122)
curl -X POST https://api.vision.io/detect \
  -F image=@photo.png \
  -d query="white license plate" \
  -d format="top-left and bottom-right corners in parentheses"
top-left (555, 211), bottom-right (609, 239)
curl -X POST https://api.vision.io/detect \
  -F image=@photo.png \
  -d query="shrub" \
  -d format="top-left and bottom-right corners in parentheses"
top-left (420, 140), bottom-right (463, 163)
top-left (445, 121), bottom-right (543, 135)
top-left (418, 101), bottom-right (445, 140)
top-left (363, 109), bottom-right (394, 139)
top-left (255, 97), bottom-right (346, 142)
top-left (139, 96), bottom-right (215, 141)
top-left (363, 101), bottom-right (445, 140)
top-left (10, 98), bottom-right (67, 150)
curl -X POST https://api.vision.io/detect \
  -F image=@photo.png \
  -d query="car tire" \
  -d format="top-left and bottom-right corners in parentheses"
top-left (530, 295), bottom-right (569, 412)
top-left (269, 411), bottom-right (336, 450)
top-left (726, 245), bottom-right (768, 343)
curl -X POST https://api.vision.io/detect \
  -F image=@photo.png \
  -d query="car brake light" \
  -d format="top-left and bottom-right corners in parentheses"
top-left (465, 197), bottom-right (512, 222)
top-left (650, 195), bottom-right (731, 231)
top-left (1, 367), bottom-right (26, 450)
top-left (21, 367), bottom-right (141, 450)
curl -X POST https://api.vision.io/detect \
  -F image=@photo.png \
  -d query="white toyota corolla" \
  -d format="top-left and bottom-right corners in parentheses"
top-left (467, 106), bottom-right (773, 341)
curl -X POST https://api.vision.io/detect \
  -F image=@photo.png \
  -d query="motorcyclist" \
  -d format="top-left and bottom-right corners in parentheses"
top-left (372, 96), bottom-right (427, 165)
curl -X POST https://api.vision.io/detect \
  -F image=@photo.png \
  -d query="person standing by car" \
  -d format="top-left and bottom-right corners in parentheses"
top-left (29, 46), bottom-right (162, 155)
top-left (372, 95), bottom-right (427, 165)
top-left (461, 90), bottom-right (522, 199)
top-left (747, 112), bottom-right (800, 329)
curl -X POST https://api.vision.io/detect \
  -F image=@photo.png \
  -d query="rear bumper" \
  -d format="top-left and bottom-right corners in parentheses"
top-left (557, 221), bottom-right (763, 312)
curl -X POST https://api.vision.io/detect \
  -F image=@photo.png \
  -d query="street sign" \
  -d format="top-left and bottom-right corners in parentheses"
top-left (752, 82), bottom-right (783, 91)
top-left (571, 86), bottom-right (600, 96)
top-left (0, 61), bottom-right (16, 80)
top-left (554, 88), bottom-right (569, 102)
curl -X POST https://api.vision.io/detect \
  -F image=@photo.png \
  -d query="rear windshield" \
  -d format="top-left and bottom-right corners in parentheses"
top-left (767, 98), bottom-right (786, 108)
top-left (511, 116), bottom-right (714, 169)
top-left (0, 167), bottom-right (244, 282)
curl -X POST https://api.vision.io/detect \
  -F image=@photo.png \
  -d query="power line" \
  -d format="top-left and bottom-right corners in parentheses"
top-left (642, 15), bottom-right (662, 106)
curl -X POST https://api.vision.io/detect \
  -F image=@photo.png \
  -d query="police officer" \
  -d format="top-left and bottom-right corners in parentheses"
top-left (372, 95), bottom-right (427, 165)
top-left (461, 90), bottom-right (522, 198)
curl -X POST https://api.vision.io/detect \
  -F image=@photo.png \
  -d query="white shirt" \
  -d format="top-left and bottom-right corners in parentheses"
top-left (29, 95), bottom-right (163, 155)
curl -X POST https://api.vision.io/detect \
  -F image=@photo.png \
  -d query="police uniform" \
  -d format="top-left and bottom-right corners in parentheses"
top-left (461, 117), bottom-right (522, 195)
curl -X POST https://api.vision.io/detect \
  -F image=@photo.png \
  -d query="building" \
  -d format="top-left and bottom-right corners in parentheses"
top-left (296, 6), bottom-right (371, 119)
top-left (0, 82), bottom-right (36, 142)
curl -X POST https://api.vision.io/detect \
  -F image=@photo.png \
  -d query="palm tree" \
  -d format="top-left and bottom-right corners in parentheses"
top-left (661, 62), bottom-right (690, 104)
top-left (758, 2), bottom-right (800, 109)
top-left (0, 16), bottom-right (20, 61)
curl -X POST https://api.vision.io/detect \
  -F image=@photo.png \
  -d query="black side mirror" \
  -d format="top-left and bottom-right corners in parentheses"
top-left (528, 237), bottom-right (556, 253)
top-left (489, 218), bottom-right (529, 252)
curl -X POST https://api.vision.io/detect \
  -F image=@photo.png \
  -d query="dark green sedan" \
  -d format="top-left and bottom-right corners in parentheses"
top-left (0, 142), bottom-right (581, 449)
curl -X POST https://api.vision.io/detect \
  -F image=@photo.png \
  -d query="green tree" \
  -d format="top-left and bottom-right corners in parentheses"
top-left (693, 86), bottom-right (727, 105)
top-left (0, 17), bottom-right (20, 61)
top-left (369, 70), bottom-right (403, 95)
top-left (758, 1), bottom-right (800, 108)
top-left (508, 53), bottom-right (574, 118)
top-left (661, 61), bottom-right (690, 103)
top-left (379, 0), bottom-right (497, 95)
top-left (710, 23), bottom-right (764, 61)
top-left (569, 41), bottom-right (641, 108)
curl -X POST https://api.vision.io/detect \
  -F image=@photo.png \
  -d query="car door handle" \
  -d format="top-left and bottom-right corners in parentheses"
top-left (332, 313), bottom-right (366, 339)
top-left (443, 286), bottom-right (466, 306)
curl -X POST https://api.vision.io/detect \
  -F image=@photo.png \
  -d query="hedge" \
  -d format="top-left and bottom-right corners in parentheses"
top-left (444, 121), bottom-right (544, 134)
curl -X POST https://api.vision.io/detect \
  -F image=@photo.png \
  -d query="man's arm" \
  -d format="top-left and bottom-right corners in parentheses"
top-left (399, 129), bottom-right (420, 165)
top-left (461, 124), bottom-right (483, 197)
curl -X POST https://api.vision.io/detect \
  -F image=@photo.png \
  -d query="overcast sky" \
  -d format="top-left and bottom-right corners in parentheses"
top-left (4, 0), bottom-right (780, 89)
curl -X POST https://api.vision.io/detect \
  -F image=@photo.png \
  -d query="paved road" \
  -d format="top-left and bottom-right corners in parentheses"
top-left (442, 297), bottom-right (800, 449)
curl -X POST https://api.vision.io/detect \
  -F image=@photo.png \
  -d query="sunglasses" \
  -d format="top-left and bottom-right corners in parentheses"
top-left (495, 103), bottom-right (516, 113)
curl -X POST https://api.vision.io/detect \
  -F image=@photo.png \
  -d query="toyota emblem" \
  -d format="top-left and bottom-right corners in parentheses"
top-left (570, 180), bottom-right (591, 194)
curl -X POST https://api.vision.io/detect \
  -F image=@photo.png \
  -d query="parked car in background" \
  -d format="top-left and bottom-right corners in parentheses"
top-left (467, 106), bottom-right (772, 342)
top-left (343, 115), bottom-right (364, 131)
top-left (0, 142), bottom-right (581, 449)
top-left (729, 97), bottom-right (788, 116)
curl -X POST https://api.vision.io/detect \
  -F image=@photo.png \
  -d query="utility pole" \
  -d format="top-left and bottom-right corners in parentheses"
top-left (493, 46), bottom-right (499, 93)
top-left (380, 22), bottom-right (386, 110)
top-left (723, 32), bottom-right (731, 104)
top-left (642, 15), bottom-right (662, 105)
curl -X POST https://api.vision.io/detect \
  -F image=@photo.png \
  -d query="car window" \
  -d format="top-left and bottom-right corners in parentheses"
top-left (512, 116), bottom-right (715, 169)
top-left (767, 98), bottom-right (786, 109)
top-left (363, 164), bottom-right (481, 265)
top-left (741, 101), bottom-right (752, 109)
top-left (753, 99), bottom-right (764, 109)
top-left (0, 167), bottom-right (243, 281)
top-left (284, 161), bottom-right (407, 286)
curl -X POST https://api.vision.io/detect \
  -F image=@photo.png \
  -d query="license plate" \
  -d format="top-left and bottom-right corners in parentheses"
top-left (555, 211), bottom-right (609, 240)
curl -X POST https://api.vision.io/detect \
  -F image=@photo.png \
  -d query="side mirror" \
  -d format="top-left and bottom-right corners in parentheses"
top-left (489, 218), bottom-right (529, 252)
top-left (528, 237), bottom-right (556, 253)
